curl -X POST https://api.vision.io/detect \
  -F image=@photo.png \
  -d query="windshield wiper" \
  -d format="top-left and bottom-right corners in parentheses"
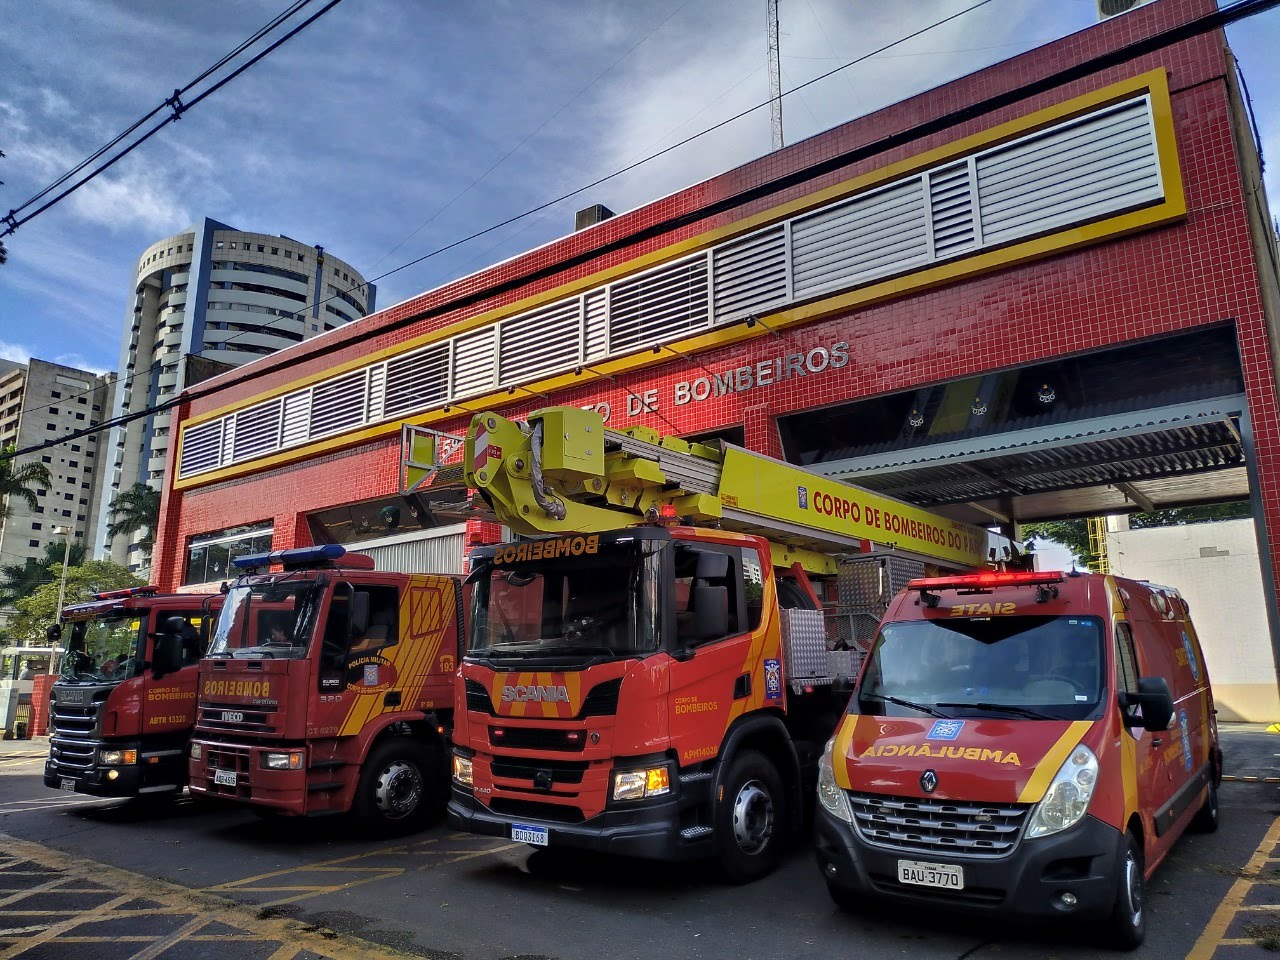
top-left (865, 694), bottom-right (951, 719)
top-left (936, 701), bottom-right (1057, 720)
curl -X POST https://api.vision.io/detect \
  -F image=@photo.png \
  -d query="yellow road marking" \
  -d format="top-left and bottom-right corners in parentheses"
top-left (1186, 812), bottom-right (1280, 960)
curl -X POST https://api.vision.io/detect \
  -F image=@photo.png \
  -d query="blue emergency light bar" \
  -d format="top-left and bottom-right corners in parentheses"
top-left (232, 544), bottom-right (375, 572)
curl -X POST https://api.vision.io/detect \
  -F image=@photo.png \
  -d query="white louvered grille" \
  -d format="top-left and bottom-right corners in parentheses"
top-left (609, 256), bottom-right (709, 352)
top-left (453, 329), bottom-right (496, 397)
top-left (231, 399), bottom-right (282, 462)
top-left (309, 371), bottom-right (367, 438)
top-left (500, 300), bottom-right (582, 384)
top-left (977, 98), bottom-right (1160, 244)
top-left (929, 162), bottom-right (976, 257)
top-left (791, 179), bottom-right (928, 297)
top-left (179, 94), bottom-right (1169, 480)
top-left (179, 420), bottom-right (223, 477)
top-left (384, 344), bottom-right (449, 418)
top-left (712, 225), bottom-right (788, 322)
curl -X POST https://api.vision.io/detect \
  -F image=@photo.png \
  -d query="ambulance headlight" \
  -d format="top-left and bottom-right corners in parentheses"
top-left (1026, 744), bottom-right (1098, 838)
top-left (817, 738), bottom-right (854, 824)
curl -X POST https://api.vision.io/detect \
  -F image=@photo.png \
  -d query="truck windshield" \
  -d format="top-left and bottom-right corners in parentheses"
top-left (468, 538), bottom-right (663, 663)
top-left (61, 615), bottom-right (144, 683)
top-left (208, 580), bottom-right (323, 660)
top-left (857, 615), bottom-right (1106, 721)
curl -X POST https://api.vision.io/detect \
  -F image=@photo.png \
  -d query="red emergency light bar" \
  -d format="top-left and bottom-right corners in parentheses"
top-left (908, 571), bottom-right (1066, 592)
top-left (93, 586), bottom-right (159, 600)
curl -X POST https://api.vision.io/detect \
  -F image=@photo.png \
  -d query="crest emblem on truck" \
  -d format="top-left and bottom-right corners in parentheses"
top-left (920, 769), bottom-right (938, 794)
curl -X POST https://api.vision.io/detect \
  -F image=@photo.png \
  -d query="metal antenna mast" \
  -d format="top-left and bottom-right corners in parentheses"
top-left (767, 0), bottom-right (784, 150)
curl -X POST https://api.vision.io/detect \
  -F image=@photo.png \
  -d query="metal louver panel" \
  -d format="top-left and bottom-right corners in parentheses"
top-left (179, 420), bottom-right (223, 477)
top-left (609, 256), bottom-right (709, 352)
top-left (929, 162), bottom-right (976, 257)
top-left (232, 399), bottom-right (282, 461)
top-left (712, 225), bottom-right (788, 322)
top-left (791, 179), bottom-right (928, 296)
top-left (368, 366), bottom-right (386, 421)
top-left (354, 526), bottom-right (466, 574)
top-left (309, 371), bottom-right (367, 439)
top-left (280, 391), bottom-right (311, 447)
top-left (453, 329), bottom-right (495, 398)
top-left (500, 300), bottom-right (581, 384)
top-left (384, 343), bottom-right (449, 418)
top-left (977, 98), bottom-right (1160, 244)
top-left (584, 290), bottom-right (608, 361)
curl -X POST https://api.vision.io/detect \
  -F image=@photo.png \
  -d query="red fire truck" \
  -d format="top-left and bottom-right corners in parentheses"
top-left (447, 407), bottom-right (1011, 881)
top-left (44, 587), bottom-right (220, 800)
top-left (186, 544), bottom-right (463, 835)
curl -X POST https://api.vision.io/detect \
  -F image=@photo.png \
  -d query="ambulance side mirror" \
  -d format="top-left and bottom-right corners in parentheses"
top-left (1121, 676), bottom-right (1174, 732)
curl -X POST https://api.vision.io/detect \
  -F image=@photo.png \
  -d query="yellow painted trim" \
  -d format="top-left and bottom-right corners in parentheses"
top-left (832, 714), bottom-right (860, 791)
top-left (1017, 720), bottom-right (1094, 803)
top-left (175, 69), bottom-right (1183, 492)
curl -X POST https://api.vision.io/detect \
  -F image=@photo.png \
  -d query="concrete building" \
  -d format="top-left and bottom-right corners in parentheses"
top-left (0, 359), bottom-right (115, 587)
top-left (96, 218), bottom-right (375, 571)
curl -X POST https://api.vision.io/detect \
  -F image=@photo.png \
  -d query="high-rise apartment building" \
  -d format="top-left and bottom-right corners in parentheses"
top-left (0, 359), bottom-right (115, 585)
top-left (96, 218), bottom-right (374, 571)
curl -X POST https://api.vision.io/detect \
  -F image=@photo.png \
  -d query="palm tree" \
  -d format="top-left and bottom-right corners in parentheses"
top-left (0, 444), bottom-right (52, 522)
top-left (107, 483), bottom-right (161, 556)
top-left (0, 537), bottom-right (86, 607)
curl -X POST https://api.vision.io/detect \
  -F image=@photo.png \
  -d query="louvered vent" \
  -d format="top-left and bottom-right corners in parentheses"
top-left (384, 344), bottom-right (449, 418)
top-left (609, 256), bottom-right (709, 352)
top-left (929, 162), bottom-right (976, 257)
top-left (791, 179), bottom-right (928, 297)
top-left (309, 371), bottom-right (367, 439)
top-left (976, 98), bottom-right (1160, 245)
top-left (584, 290), bottom-right (608, 361)
top-left (232, 399), bottom-right (282, 461)
top-left (179, 420), bottom-right (223, 477)
top-left (713, 225), bottom-right (788, 322)
top-left (500, 300), bottom-right (581, 385)
top-left (453, 329), bottom-right (496, 397)
top-left (280, 392), bottom-right (311, 447)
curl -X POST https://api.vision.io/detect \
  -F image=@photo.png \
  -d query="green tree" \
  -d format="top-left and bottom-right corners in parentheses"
top-left (0, 537), bottom-right (88, 607)
top-left (1022, 519), bottom-right (1091, 566)
top-left (7, 560), bottom-right (145, 643)
top-left (0, 444), bottom-right (52, 521)
top-left (107, 483), bottom-right (161, 557)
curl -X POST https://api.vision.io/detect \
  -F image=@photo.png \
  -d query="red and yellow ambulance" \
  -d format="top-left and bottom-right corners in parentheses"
top-left (814, 569), bottom-right (1220, 949)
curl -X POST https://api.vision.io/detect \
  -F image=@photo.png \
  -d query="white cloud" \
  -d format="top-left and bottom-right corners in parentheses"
top-left (0, 342), bottom-right (32, 364)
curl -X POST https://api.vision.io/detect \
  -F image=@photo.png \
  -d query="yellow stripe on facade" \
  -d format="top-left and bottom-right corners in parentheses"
top-left (1017, 720), bottom-right (1093, 803)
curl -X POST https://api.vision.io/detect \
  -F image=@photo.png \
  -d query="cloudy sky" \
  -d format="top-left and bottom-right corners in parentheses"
top-left (2, 0), bottom-right (1278, 377)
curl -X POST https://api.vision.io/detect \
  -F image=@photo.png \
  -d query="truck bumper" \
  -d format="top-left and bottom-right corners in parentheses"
top-left (814, 807), bottom-right (1123, 920)
top-left (448, 787), bottom-right (713, 861)
top-left (44, 738), bottom-right (186, 798)
top-left (187, 739), bottom-right (311, 815)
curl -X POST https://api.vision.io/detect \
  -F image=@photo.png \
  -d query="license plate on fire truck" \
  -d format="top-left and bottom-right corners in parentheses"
top-left (511, 823), bottom-right (548, 846)
top-left (60, 778), bottom-right (75, 793)
top-left (213, 768), bottom-right (237, 787)
top-left (897, 859), bottom-right (964, 890)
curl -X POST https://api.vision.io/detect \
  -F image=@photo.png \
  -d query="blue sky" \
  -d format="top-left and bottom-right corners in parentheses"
top-left (2, 0), bottom-right (1278, 376)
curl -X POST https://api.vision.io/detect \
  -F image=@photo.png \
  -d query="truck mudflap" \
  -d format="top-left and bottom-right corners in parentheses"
top-left (43, 741), bottom-right (187, 798)
top-left (447, 783), bottom-right (716, 861)
top-left (814, 806), bottom-right (1123, 920)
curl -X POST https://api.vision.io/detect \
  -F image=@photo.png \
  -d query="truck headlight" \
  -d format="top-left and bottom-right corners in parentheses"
top-left (261, 751), bottom-right (304, 770)
top-left (612, 765), bottom-right (670, 801)
top-left (99, 748), bottom-right (137, 765)
top-left (453, 755), bottom-right (474, 787)
top-left (817, 738), bottom-right (854, 823)
top-left (1026, 744), bottom-right (1098, 839)
top-left (189, 743), bottom-right (202, 761)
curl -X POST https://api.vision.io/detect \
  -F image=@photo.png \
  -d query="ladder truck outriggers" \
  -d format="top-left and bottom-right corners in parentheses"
top-left (447, 406), bottom-right (1012, 881)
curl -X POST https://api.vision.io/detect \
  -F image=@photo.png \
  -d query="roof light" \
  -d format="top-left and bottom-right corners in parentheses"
top-left (93, 586), bottom-right (160, 600)
top-left (232, 544), bottom-right (376, 572)
top-left (907, 571), bottom-right (1066, 591)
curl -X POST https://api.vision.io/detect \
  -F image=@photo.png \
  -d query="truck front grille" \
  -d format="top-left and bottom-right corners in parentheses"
top-left (48, 736), bottom-right (97, 771)
top-left (490, 756), bottom-right (589, 785)
top-left (488, 726), bottom-right (585, 752)
top-left (489, 797), bottom-right (585, 824)
top-left (465, 677), bottom-right (621, 718)
top-left (849, 791), bottom-right (1028, 859)
top-left (198, 702), bottom-right (281, 736)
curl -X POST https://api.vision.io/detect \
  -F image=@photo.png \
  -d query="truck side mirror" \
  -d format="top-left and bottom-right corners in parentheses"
top-left (349, 591), bottom-right (370, 639)
top-left (46, 623), bottom-right (62, 643)
top-left (152, 616), bottom-right (187, 679)
top-left (1121, 675), bottom-right (1174, 732)
top-left (693, 584), bottom-right (729, 641)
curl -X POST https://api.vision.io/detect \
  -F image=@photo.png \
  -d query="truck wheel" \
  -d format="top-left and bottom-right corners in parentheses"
top-left (353, 740), bottom-right (435, 837)
top-left (714, 750), bottom-right (785, 884)
top-left (1103, 832), bottom-right (1146, 950)
top-left (1190, 778), bottom-right (1220, 834)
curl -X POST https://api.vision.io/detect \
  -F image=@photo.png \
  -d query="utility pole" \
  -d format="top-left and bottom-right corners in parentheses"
top-left (767, 0), bottom-right (784, 150)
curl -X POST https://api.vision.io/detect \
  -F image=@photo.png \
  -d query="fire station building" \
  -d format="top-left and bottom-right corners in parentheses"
top-left (155, 0), bottom-right (1280, 717)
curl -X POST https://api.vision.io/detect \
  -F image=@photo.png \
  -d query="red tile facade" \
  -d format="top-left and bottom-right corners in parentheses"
top-left (156, 1), bottom-right (1280, 639)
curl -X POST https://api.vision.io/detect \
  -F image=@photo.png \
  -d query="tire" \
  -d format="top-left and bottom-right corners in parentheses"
top-left (352, 740), bottom-right (438, 837)
top-left (714, 750), bottom-right (786, 884)
top-left (1103, 831), bottom-right (1147, 951)
top-left (1190, 777), bottom-right (1220, 834)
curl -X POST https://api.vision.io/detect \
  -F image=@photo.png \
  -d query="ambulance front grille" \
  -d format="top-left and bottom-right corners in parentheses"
top-left (848, 791), bottom-right (1028, 859)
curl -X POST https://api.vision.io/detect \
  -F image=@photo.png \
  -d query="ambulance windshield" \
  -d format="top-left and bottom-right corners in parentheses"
top-left (468, 537), bottom-right (663, 664)
top-left (858, 615), bottom-right (1106, 721)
